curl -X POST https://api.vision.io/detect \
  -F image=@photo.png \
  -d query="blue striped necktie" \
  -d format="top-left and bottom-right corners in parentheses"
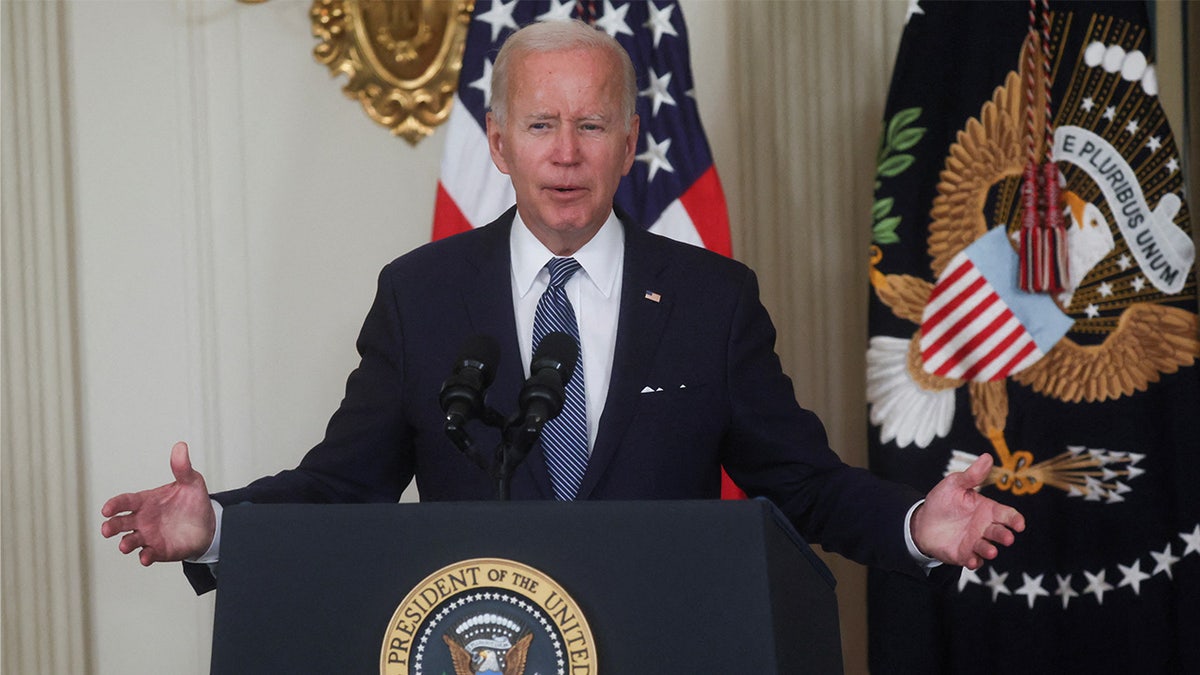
top-left (533, 257), bottom-right (588, 500)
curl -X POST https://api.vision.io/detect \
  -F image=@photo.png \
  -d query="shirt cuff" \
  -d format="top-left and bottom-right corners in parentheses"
top-left (904, 499), bottom-right (942, 571)
top-left (185, 499), bottom-right (223, 564)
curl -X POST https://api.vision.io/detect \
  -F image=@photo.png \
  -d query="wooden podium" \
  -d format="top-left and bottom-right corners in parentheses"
top-left (210, 499), bottom-right (842, 673)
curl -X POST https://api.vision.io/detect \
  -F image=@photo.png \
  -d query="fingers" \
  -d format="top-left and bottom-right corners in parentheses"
top-left (169, 441), bottom-right (195, 484)
top-left (961, 452), bottom-right (994, 488)
top-left (100, 491), bottom-right (142, 518)
top-left (101, 512), bottom-right (136, 538)
top-left (119, 530), bottom-right (143, 555)
top-left (982, 522), bottom-right (1016, 547)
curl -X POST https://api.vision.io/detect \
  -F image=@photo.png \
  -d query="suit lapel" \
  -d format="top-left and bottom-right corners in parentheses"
top-left (576, 224), bottom-right (673, 499)
top-left (461, 208), bottom-right (557, 499)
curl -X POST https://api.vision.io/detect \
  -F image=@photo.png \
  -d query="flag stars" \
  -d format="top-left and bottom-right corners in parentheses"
top-left (1125, 119), bottom-right (1140, 134)
top-left (595, 0), bottom-right (633, 38)
top-left (1103, 105), bottom-right (1117, 121)
top-left (639, 68), bottom-right (677, 116)
top-left (1166, 157), bottom-right (1180, 174)
top-left (1181, 524), bottom-right (1200, 557)
top-left (470, 59), bottom-right (494, 106)
top-left (1098, 281), bottom-right (1114, 297)
top-left (905, 0), bottom-right (925, 24)
top-left (984, 568), bottom-right (1011, 602)
top-left (1117, 253), bottom-right (1132, 270)
top-left (958, 566), bottom-right (982, 592)
top-left (1084, 303), bottom-right (1100, 318)
top-left (1015, 573), bottom-right (1049, 609)
top-left (536, 0), bottom-right (575, 23)
top-left (643, 1), bottom-right (678, 47)
top-left (1083, 569), bottom-right (1114, 604)
top-left (1117, 559), bottom-right (1151, 595)
top-left (1081, 97), bottom-right (1095, 112)
top-left (1146, 135), bottom-right (1162, 152)
top-left (1131, 276), bottom-right (1147, 292)
top-left (1055, 574), bottom-right (1079, 610)
top-left (477, 0), bottom-right (519, 42)
top-left (637, 133), bottom-right (675, 181)
top-left (1150, 543), bottom-right (1180, 580)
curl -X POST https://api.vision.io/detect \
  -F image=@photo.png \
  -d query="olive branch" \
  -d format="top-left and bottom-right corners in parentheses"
top-left (872, 107), bottom-right (926, 245)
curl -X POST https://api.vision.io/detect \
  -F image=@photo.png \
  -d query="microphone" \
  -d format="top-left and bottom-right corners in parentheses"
top-left (518, 331), bottom-right (579, 432)
top-left (439, 334), bottom-right (500, 438)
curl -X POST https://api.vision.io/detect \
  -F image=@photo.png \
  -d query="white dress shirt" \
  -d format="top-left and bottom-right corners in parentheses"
top-left (509, 210), bottom-right (624, 454)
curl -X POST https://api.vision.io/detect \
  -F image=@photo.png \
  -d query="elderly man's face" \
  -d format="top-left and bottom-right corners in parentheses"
top-left (487, 46), bottom-right (638, 255)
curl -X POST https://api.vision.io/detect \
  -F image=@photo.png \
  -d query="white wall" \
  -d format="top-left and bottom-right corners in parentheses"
top-left (68, 1), bottom-right (442, 670)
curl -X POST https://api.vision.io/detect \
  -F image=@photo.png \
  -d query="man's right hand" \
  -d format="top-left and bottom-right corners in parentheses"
top-left (101, 441), bottom-right (217, 566)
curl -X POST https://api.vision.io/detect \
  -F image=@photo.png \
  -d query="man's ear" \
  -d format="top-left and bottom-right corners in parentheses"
top-left (621, 113), bottom-right (640, 175)
top-left (486, 113), bottom-right (511, 175)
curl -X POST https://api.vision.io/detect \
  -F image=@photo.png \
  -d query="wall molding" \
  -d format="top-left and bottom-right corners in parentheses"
top-left (1, 0), bottom-right (91, 672)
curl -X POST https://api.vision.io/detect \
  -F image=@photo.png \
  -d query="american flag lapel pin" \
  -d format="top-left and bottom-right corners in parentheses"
top-left (644, 290), bottom-right (662, 303)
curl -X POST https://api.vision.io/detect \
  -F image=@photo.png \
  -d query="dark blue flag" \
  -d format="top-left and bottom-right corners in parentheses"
top-left (866, 1), bottom-right (1200, 672)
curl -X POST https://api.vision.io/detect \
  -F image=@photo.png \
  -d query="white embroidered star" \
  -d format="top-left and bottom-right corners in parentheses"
top-left (639, 68), bottom-right (677, 116)
top-left (1125, 119), bottom-right (1140, 134)
top-left (1166, 157), bottom-right (1180, 173)
top-left (1081, 96), bottom-right (1095, 112)
top-left (1117, 559), bottom-right (1151, 595)
top-left (1083, 569), bottom-right (1114, 604)
top-left (594, 0), bottom-right (633, 38)
top-left (1055, 574), bottom-right (1079, 610)
top-left (1015, 573), bottom-right (1050, 609)
top-left (905, 0), bottom-right (924, 23)
top-left (1117, 253), bottom-right (1132, 270)
top-left (536, 0), bottom-right (575, 22)
top-left (1131, 276), bottom-right (1147, 292)
top-left (470, 58), bottom-right (494, 106)
top-left (1147, 135), bottom-right (1163, 152)
top-left (643, 1), bottom-right (678, 47)
top-left (636, 133), bottom-right (674, 181)
top-left (1150, 543), bottom-right (1181, 580)
top-left (476, 0), bottom-right (519, 42)
top-left (984, 568), bottom-right (1011, 602)
top-left (1098, 280), bottom-right (1114, 297)
top-left (958, 566), bottom-right (982, 592)
top-left (1103, 105), bottom-right (1117, 121)
top-left (1181, 524), bottom-right (1200, 556)
top-left (1085, 303), bottom-right (1100, 318)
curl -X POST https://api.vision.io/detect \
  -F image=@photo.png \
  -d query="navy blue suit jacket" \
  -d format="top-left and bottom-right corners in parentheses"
top-left (185, 208), bottom-right (922, 593)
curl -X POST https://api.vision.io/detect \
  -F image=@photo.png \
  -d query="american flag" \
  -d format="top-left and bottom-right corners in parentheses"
top-left (432, 0), bottom-right (730, 256)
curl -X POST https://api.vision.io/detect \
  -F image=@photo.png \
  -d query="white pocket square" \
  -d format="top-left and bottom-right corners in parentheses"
top-left (640, 384), bottom-right (686, 394)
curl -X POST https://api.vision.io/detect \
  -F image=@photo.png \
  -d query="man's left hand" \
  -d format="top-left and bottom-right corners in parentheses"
top-left (911, 453), bottom-right (1025, 569)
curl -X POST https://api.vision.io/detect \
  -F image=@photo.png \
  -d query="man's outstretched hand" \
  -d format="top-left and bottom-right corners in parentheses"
top-left (101, 442), bottom-right (216, 566)
top-left (911, 453), bottom-right (1026, 569)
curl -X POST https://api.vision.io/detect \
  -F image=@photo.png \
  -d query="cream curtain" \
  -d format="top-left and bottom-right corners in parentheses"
top-left (721, 3), bottom-right (906, 670)
top-left (1, 1), bottom-right (90, 673)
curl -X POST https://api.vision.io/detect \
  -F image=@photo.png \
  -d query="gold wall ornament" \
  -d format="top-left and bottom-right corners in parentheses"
top-left (310, 0), bottom-right (475, 145)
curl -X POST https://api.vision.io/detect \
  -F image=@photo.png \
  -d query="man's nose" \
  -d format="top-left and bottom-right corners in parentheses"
top-left (551, 128), bottom-right (581, 164)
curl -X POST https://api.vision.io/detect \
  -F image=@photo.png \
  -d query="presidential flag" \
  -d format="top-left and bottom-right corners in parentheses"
top-left (433, 0), bottom-right (741, 497)
top-left (866, 1), bottom-right (1200, 671)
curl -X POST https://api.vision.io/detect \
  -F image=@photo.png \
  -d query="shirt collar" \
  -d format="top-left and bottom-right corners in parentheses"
top-left (510, 210), bottom-right (624, 299)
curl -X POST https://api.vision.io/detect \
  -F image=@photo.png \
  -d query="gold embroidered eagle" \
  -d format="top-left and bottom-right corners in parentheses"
top-left (868, 39), bottom-right (1199, 499)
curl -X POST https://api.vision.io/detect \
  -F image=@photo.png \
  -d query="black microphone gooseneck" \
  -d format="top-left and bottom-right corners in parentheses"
top-left (437, 331), bottom-right (580, 500)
